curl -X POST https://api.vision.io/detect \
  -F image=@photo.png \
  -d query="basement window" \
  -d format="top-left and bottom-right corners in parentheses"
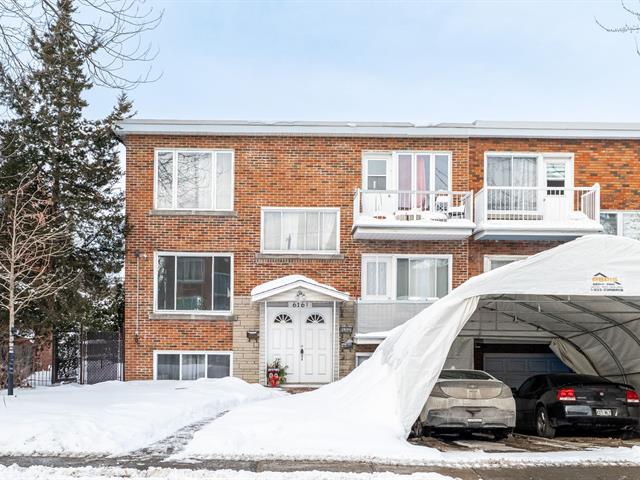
top-left (600, 211), bottom-right (640, 240)
top-left (154, 351), bottom-right (232, 380)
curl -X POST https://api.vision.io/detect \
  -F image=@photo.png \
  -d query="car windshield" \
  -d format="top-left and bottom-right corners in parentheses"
top-left (548, 374), bottom-right (610, 387)
top-left (438, 370), bottom-right (492, 380)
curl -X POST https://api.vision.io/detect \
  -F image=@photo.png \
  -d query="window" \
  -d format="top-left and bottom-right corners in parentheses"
top-left (155, 149), bottom-right (233, 210)
top-left (261, 208), bottom-right (339, 254)
top-left (365, 156), bottom-right (388, 191)
top-left (484, 255), bottom-right (528, 272)
top-left (600, 211), bottom-right (640, 240)
top-left (154, 351), bottom-right (232, 380)
top-left (156, 253), bottom-right (232, 313)
top-left (486, 154), bottom-right (538, 211)
top-left (361, 255), bottom-right (451, 302)
top-left (396, 152), bottom-right (451, 192)
top-left (356, 352), bottom-right (372, 367)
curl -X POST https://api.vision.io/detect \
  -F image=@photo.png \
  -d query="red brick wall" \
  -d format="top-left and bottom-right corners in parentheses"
top-left (124, 133), bottom-right (640, 379)
top-left (124, 135), bottom-right (470, 379)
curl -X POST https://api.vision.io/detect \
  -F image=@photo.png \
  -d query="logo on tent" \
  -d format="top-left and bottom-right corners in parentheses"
top-left (591, 273), bottom-right (623, 293)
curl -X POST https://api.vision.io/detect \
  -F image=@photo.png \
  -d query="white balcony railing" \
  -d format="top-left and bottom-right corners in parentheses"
top-left (353, 189), bottom-right (474, 224)
top-left (474, 184), bottom-right (600, 224)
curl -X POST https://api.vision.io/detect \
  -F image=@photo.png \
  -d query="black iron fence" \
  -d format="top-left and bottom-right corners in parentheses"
top-left (1, 328), bottom-right (124, 389)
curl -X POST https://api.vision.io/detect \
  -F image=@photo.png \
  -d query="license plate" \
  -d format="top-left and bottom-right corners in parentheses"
top-left (595, 409), bottom-right (612, 416)
top-left (467, 418), bottom-right (483, 423)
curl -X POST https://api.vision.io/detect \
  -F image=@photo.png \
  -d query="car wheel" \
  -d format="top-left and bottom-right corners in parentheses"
top-left (535, 406), bottom-right (556, 439)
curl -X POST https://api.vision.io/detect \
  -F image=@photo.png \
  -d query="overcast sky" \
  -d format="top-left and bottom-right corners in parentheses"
top-left (87, 0), bottom-right (640, 123)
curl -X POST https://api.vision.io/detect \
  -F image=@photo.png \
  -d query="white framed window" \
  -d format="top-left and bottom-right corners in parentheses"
top-left (261, 208), bottom-right (340, 254)
top-left (153, 350), bottom-right (233, 380)
top-left (362, 151), bottom-right (452, 192)
top-left (154, 149), bottom-right (234, 211)
top-left (484, 152), bottom-right (574, 212)
top-left (356, 352), bottom-right (372, 367)
top-left (600, 211), bottom-right (640, 240)
top-left (484, 255), bottom-right (528, 272)
top-left (154, 252), bottom-right (233, 314)
top-left (361, 254), bottom-right (451, 302)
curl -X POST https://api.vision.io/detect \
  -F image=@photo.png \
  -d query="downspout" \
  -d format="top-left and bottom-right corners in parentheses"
top-left (134, 251), bottom-right (142, 342)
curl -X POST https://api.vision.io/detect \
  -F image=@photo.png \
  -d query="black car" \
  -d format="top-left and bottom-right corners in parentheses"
top-left (514, 373), bottom-right (640, 438)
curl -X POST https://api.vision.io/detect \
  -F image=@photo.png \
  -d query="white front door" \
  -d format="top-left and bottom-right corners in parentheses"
top-left (268, 305), bottom-right (333, 384)
top-left (543, 158), bottom-right (573, 221)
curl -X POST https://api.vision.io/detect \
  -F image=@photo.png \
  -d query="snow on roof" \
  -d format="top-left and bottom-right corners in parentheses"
top-left (115, 119), bottom-right (640, 139)
top-left (250, 275), bottom-right (349, 302)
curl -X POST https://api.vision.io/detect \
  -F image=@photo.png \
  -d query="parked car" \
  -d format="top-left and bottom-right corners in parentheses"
top-left (412, 369), bottom-right (516, 440)
top-left (514, 373), bottom-right (640, 438)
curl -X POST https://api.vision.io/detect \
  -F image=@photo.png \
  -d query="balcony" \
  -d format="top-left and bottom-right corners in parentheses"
top-left (352, 189), bottom-right (475, 241)
top-left (355, 301), bottom-right (432, 339)
top-left (474, 184), bottom-right (603, 240)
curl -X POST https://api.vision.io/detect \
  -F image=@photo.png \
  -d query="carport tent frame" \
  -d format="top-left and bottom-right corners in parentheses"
top-left (476, 294), bottom-right (640, 384)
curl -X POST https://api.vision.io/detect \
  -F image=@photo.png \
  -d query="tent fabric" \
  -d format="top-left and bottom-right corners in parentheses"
top-left (199, 235), bottom-right (640, 454)
top-left (340, 234), bottom-right (640, 434)
top-left (549, 338), bottom-right (599, 376)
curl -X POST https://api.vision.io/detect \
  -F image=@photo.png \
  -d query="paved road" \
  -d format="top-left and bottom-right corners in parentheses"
top-left (1, 456), bottom-right (640, 479)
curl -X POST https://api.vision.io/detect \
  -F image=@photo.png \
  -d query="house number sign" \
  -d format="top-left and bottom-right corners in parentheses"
top-left (289, 301), bottom-right (310, 308)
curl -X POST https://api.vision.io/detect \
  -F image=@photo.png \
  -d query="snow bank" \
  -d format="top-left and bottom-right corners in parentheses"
top-left (0, 377), bottom-right (284, 455)
top-left (177, 236), bottom-right (640, 464)
top-left (0, 465), bottom-right (457, 480)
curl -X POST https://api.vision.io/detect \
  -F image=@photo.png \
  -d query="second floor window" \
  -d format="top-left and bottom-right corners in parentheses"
top-left (261, 208), bottom-right (339, 254)
top-left (361, 255), bottom-right (450, 302)
top-left (155, 149), bottom-right (233, 210)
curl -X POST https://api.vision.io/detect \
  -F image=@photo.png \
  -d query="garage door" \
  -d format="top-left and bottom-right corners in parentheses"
top-left (483, 352), bottom-right (572, 389)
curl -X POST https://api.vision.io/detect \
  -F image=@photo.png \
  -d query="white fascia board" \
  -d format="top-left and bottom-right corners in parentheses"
top-left (115, 119), bottom-right (640, 140)
top-left (251, 279), bottom-right (350, 303)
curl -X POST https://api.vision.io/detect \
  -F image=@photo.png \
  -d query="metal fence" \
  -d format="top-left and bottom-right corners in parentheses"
top-left (1, 328), bottom-right (124, 389)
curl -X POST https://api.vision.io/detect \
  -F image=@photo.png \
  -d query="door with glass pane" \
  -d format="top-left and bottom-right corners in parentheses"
top-left (486, 155), bottom-right (539, 216)
top-left (543, 158), bottom-right (573, 222)
top-left (396, 153), bottom-right (450, 212)
top-left (268, 308), bottom-right (300, 383)
top-left (299, 307), bottom-right (333, 384)
top-left (362, 154), bottom-right (394, 216)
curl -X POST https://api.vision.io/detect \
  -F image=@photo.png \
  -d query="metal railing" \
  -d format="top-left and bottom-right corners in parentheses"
top-left (474, 184), bottom-right (600, 223)
top-left (353, 189), bottom-right (474, 223)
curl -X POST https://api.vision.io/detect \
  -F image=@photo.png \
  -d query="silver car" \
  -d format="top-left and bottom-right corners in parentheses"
top-left (413, 369), bottom-right (516, 440)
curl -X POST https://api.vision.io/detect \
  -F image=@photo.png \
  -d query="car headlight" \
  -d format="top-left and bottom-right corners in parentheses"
top-left (429, 384), bottom-right (450, 398)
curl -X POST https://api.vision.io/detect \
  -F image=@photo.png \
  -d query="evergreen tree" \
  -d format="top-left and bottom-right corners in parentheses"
top-left (0, 0), bottom-right (131, 336)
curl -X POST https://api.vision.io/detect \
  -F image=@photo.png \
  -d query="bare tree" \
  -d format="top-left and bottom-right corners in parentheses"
top-left (0, 170), bottom-right (74, 395)
top-left (597, 1), bottom-right (640, 54)
top-left (0, 0), bottom-right (162, 90)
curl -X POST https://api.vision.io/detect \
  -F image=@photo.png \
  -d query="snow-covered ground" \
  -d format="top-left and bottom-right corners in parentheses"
top-left (0, 378), bottom-right (284, 456)
top-left (0, 465), bottom-right (456, 480)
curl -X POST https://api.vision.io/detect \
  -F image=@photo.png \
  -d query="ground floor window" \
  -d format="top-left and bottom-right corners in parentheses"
top-left (600, 211), bottom-right (640, 240)
top-left (361, 254), bottom-right (451, 301)
top-left (154, 350), bottom-right (232, 380)
top-left (355, 352), bottom-right (373, 367)
top-left (483, 255), bottom-right (528, 272)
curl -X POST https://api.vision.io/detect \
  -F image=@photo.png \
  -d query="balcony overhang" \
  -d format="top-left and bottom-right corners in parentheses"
top-left (352, 219), bottom-right (475, 241)
top-left (473, 221), bottom-right (604, 241)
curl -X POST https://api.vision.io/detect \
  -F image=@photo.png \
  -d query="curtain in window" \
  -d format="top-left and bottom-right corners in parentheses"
top-left (409, 259), bottom-right (434, 299)
top-left (487, 156), bottom-right (511, 211)
top-left (264, 212), bottom-right (282, 250)
top-left (513, 156), bottom-right (537, 211)
top-left (282, 212), bottom-right (305, 250)
top-left (398, 154), bottom-right (412, 210)
top-left (416, 155), bottom-right (430, 210)
top-left (156, 354), bottom-right (180, 380)
top-left (177, 152), bottom-right (213, 209)
top-left (320, 212), bottom-right (337, 251)
top-left (365, 258), bottom-right (388, 297)
top-left (181, 354), bottom-right (206, 380)
top-left (436, 258), bottom-right (449, 298)
top-left (305, 212), bottom-right (320, 250)
top-left (215, 152), bottom-right (233, 210)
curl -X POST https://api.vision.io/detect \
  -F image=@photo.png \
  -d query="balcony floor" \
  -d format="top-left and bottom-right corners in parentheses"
top-left (352, 217), bottom-right (475, 241)
top-left (474, 218), bottom-right (603, 240)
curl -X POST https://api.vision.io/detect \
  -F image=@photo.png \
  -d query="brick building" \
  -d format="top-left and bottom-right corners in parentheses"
top-left (116, 120), bottom-right (640, 386)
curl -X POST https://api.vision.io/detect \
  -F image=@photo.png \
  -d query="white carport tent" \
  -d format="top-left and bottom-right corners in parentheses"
top-left (192, 235), bottom-right (640, 455)
top-left (339, 234), bottom-right (640, 435)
